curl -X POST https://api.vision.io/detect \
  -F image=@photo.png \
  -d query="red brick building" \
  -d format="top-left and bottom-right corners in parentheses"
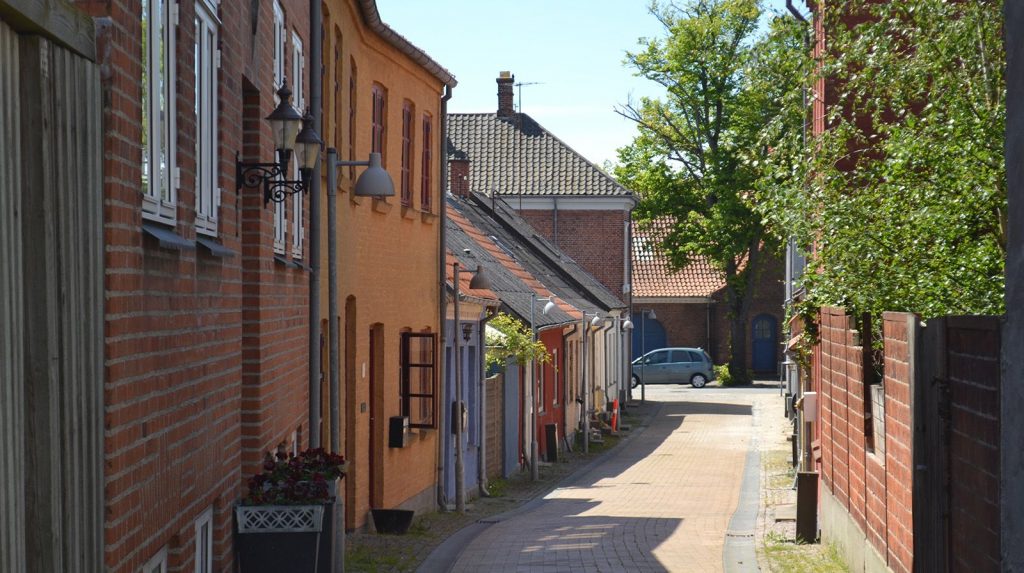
top-left (75, 0), bottom-right (319, 569)
top-left (632, 218), bottom-right (784, 376)
top-left (447, 71), bottom-right (635, 301)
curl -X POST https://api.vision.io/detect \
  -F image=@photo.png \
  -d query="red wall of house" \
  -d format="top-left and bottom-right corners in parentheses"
top-left (87, 0), bottom-right (312, 570)
top-left (535, 329), bottom-right (565, 459)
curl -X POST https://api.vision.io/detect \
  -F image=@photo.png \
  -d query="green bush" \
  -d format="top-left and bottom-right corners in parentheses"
top-left (715, 364), bottom-right (739, 387)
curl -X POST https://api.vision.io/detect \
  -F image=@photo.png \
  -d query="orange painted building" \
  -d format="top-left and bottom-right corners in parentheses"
top-left (318, 0), bottom-right (455, 529)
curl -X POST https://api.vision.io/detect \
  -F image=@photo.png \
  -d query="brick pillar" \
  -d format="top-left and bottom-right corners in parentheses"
top-left (497, 71), bottom-right (514, 118)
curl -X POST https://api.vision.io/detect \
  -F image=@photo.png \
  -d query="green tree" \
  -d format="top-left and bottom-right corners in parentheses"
top-left (484, 313), bottom-right (551, 372)
top-left (616, 0), bottom-right (805, 381)
top-left (757, 0), bottom-right (1006, 318)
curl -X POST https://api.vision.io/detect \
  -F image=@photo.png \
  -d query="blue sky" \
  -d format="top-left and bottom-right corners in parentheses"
top-left (378, 0), bottom-right (797, 168)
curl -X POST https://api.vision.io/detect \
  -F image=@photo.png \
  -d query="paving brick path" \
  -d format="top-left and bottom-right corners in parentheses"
top-left (448, 391), bottom-right (758, 572)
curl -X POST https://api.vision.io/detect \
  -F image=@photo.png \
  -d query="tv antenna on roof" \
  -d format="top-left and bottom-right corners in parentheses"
top-left (514, 81), bottom-right (544, 113)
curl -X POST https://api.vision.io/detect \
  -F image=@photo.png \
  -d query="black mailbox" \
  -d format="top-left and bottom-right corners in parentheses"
top-left (389, 416), bottom-right (409, 448)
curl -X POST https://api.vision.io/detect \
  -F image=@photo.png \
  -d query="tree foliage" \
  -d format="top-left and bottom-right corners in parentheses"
top-left (615, 0), bottom-right (805, 380)
top-left (757, 0), bottom-right (1006, 318)
top-left (484, 312), bottom-right (551, 372)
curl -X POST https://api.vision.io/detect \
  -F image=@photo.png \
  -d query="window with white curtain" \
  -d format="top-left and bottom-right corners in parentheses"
top-left (291, 31), bottom-right (304, 258)
top-left (194, 0), bottom-right (219, 236)
top-left (142, 0), bottom-right (178, 223)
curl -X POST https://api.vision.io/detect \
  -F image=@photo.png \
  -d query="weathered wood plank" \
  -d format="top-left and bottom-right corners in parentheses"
top-left (0, 0), bottom-right (94, 59)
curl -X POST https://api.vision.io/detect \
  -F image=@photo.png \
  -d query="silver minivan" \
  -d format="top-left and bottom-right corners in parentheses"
top-left (631, 347), bottom-right (715, 388)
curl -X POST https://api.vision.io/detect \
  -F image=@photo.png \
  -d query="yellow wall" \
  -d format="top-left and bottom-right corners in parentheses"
top-left (320, 0), bottom-right (448, 529)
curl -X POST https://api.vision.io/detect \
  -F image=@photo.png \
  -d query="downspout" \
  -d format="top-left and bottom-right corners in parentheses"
top-left (477, 307), bottom-right (498, 496)
top-left (600, 321), bottom-right (614, 411)
top-left (552, 197), bottom-right (559, 249)
top-left (308, 0), bottom-right (323, 450)
top-left (436, 84), bottom-right (453, 510)
top-left (561, 323), bottom-right (578, 450)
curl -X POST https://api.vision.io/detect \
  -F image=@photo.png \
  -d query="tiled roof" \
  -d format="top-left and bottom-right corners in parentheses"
top-left (452, 193), bottom-right (625, 315)
top-left (447, 204), bottom-right (580, 328)
top-left (632, 218), bottom-right (726, 298)
top-left (447, 113), bottom-right (632, 198)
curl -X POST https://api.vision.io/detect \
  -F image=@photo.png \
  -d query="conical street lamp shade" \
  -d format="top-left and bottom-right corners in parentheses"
top-left (648, 309), bottom-right (657, 320)
top-left (591, 315), bottom-right (603, 327)
top-left (354, 153), bottom-right (395, 197)
top-left (267, 84), bottom-right (303, 154)
top-left (622, 319), bottom-right (634, 330)
top-left (542, 300), bottom-right (556, 315)
top-left (468, 265), bottom-right (491, 290)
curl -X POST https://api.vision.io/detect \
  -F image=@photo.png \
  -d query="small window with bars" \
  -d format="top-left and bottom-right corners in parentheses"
top-left (401, 332), bottom-right (436, 428)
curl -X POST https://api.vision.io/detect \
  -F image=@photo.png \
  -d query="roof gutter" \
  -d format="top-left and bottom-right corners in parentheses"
top-left (357, 0), bottom-right (457, 87)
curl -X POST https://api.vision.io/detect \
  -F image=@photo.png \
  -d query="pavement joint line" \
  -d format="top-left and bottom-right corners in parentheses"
top-left (416, 401), bottom-right (664, 573)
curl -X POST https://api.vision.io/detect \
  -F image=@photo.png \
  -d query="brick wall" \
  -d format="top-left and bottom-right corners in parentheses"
top-left (84, 0), bottom-right (313, 570)
top-left (817, 310), bottom-right (1003, 572)
top-left (519, 208), bottom-right (628, 298)
top-left (817, 308), bottom-right (913, 573)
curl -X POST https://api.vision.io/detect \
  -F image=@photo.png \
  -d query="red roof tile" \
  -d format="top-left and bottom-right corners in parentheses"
top-left (632, 218), bottom-right (726, 298)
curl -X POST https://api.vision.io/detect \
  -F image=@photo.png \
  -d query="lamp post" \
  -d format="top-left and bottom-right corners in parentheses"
top-left (529, 295), bottom-right (555, 481)
top-left (638, 309), bottom-right (657, 404)
top-left (451, 262), bottom-right (491, 512)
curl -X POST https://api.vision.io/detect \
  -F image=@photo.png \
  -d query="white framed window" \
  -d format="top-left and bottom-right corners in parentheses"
top-left (194, 0), bottom-right (220, 236)
top-left (272, 1), bottom-right (285, 96)
top-left (272, 1), bottom-right (286, 254)
top-left (194, 507), bottom-right (213, 573)
top-left (142, 0), bottom-right (179, 224)
top-left (141, 546), bottom-right (168, 573)
top-left (291, 31), bottom-right (305, 258)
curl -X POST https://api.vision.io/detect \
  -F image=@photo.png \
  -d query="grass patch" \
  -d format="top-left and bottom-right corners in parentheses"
top-left (761, 535), bottom-right (848, 573)
top-left (486, 477), bottom-right (509, 498)
top-left (346, 542), bottom-right (415, 572)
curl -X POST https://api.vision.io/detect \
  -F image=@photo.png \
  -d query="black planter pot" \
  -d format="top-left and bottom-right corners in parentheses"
top-left (370, 509), bottom-right (414, 535)
top-left (235, 504), bottom-right (334, 573)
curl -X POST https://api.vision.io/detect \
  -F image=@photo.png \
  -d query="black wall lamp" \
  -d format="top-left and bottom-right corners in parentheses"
top-left (235, 83), bottom-right (323, 205)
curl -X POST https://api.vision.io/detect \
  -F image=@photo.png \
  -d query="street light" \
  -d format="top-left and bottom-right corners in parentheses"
top-left (450, 262), bottom-right (491, 512)
top-left (638, 309), bottom-right (657, 403)
top-left (235, 84), bottom-right (323, 204)
top-left (620, 318), bottom-right (634, 404)
top-left (529, 294), bottom-right (554, 481)
top-left (323, 148), bottom-right (396, 454)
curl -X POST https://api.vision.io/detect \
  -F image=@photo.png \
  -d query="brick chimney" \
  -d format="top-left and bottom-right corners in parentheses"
top-left (449, 158), bottom-right (470, 198)
top-left (496, 71), bottom-right (515, 118)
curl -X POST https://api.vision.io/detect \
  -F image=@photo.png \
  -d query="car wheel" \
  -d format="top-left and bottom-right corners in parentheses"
top-left (631, 375), bottom-right (640, 389)
top-left (691, 373), bottom-right (708, 388)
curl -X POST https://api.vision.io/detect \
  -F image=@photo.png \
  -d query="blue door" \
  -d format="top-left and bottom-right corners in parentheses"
top-left (751, 314), bottom-right (777, 374)
top-left (631, 313), bottom-right (666, 360)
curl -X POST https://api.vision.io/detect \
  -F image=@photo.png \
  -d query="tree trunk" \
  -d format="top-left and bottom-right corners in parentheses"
top-left (725, 236), bottom-right (763, 384)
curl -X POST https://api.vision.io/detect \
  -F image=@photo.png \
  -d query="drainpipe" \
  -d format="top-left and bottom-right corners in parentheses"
top-left (552, 197), bottom-right (559, 248)
top-left (600, 321), bottom-right (614, 411)
top-left (436, 84), bottom-right (453, 510)
top-left (308, 0), bottom-right (323, 450)
top-left (478, 307), bottom-right (498, 496)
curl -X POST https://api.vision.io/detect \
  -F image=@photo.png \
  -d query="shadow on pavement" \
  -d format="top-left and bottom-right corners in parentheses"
top-left (450, 498), bottom-right (680, 573)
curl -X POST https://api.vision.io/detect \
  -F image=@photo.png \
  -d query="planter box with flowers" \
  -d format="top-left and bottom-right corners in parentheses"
top-left (235, 449), bottom-right (346, 573)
